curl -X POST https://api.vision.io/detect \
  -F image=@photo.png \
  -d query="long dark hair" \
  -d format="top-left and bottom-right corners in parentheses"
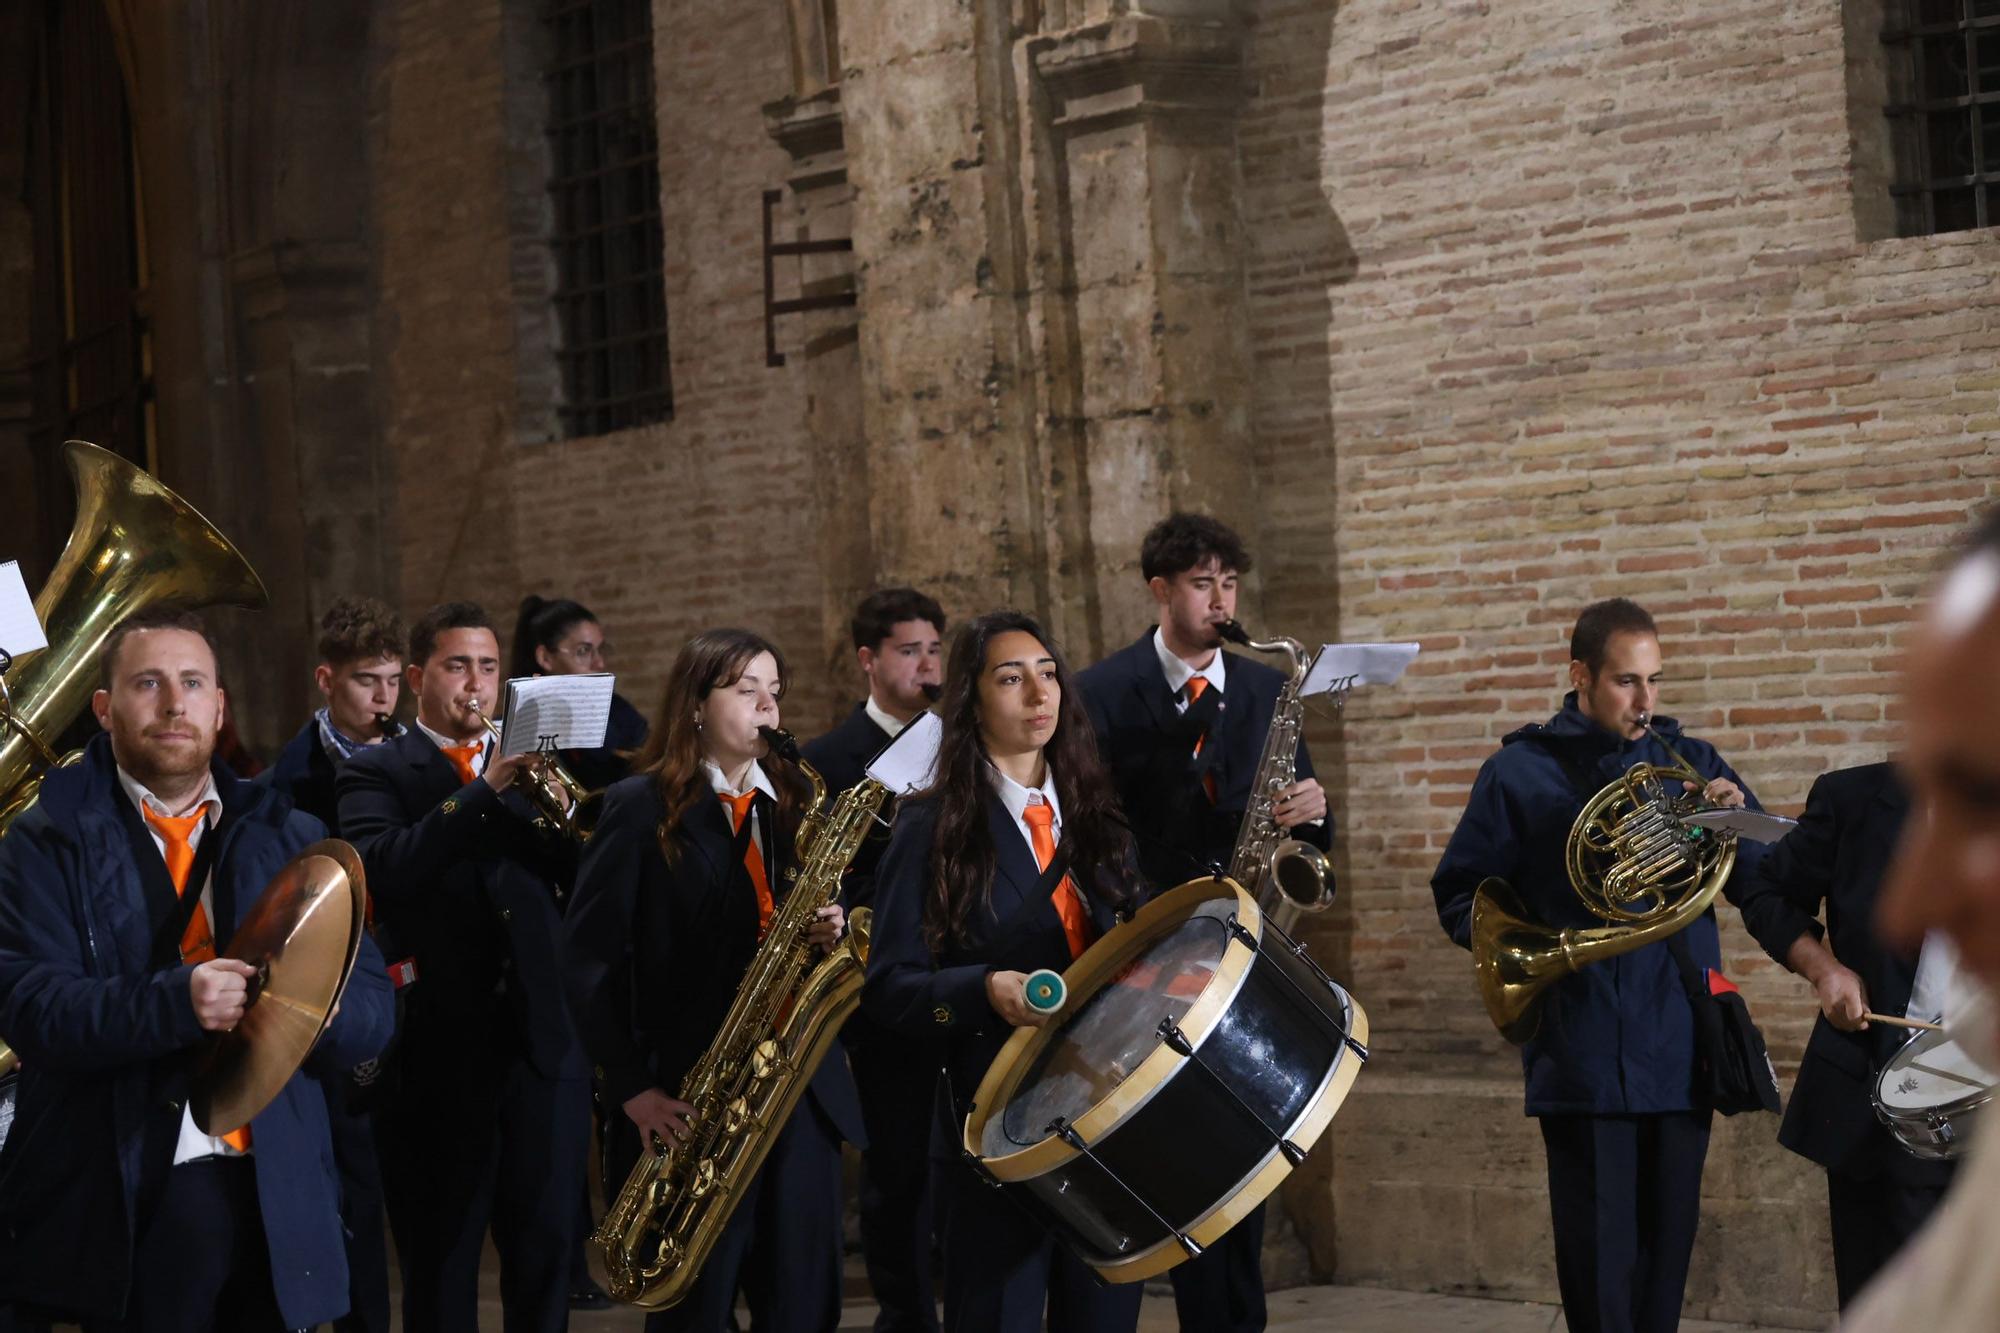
top-left (919, 610), bottom-right (1134, 952)
top-left (510, 595), bottom-right (597, 678)
top-left (634, 629), bottom-right (810, 865)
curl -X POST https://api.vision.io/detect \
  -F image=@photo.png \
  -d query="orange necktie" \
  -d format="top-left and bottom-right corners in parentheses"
top-left (720, 790), bottom-right (775, 939)
top-left (439, 741), bottom-right (482, 786)
top-left (143, 805), bottom-right (251, 1152)
top-left (1022, 799), bottom-right (1093, 960)
top-left (1186, 676), bottom-right (1218, 804)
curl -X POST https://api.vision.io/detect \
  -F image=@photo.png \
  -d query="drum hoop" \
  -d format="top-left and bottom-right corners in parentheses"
top-left (1086, 995), bottom-right (1373, 1284)
top-left (1873, 1028), bottom-right (1999, 1121)
top-left (963, 876), bottom-right (1263, 1182)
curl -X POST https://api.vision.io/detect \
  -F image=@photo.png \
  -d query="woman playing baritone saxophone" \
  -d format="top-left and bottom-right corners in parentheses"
top-left (559, 629), bottom-right (864, 1332)
top-left (862, 610), bottom-right (1146, 1333)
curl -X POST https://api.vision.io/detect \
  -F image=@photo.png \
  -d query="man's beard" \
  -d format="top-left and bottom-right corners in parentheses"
top-left (119, 732), bottom-right (216, 789)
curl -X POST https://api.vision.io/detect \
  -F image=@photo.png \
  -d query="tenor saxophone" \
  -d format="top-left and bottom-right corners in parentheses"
top-left (592, 726), bottom-right (884, 1309)
top-left (1215, 620), bottom-right (1335, 932)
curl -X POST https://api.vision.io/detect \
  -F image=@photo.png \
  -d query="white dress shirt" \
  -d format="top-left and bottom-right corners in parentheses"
top-left (116, 767), bottom-right (244, 1163)
top-left (704, 758), bottom-right (778, 853)
top-left (863, 694), bottom-right (909, 740)
top-left (1152, 626), bottom-right (1227, 712)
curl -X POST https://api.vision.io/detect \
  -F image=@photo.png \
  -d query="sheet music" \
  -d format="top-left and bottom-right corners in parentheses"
top-left (496, 673), bottom-right (615, 757)
top-left (1681, 808), bottom-right (1799, 843)
top-left (866, 711), bottom-right (942, 796)
top-left (0, 562), bottom-right (46, 659)
top-left (1298, 642), bottom-right (1420, 698)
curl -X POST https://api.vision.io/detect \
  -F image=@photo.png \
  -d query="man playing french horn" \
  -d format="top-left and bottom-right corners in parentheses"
top-left (1431, 597), bottom-right (1764, 1333)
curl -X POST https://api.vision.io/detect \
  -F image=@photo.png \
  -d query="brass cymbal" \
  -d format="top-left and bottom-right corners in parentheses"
top-left (191, 840), bottom-right (366, 1136)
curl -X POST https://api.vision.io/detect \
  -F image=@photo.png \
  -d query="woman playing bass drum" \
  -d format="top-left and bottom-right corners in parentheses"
top-left (861, 610), bottom-right (1146, 1333)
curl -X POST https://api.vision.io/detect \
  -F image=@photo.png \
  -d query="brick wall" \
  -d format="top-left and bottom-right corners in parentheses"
top-left (1241, 0), bottom-right (2000, 1322)
top-left (369, 0), bottom-right (843, 732)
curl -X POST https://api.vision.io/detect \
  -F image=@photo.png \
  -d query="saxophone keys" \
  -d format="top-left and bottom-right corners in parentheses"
top-left (723, 1097), bottom-right (751, 1133)
top-left (688, 1159), bottom-right (719, 1199)
top-left (751, 1038), bottom-right (783, 1079)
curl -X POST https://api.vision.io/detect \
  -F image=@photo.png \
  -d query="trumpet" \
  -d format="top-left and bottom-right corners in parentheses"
top-left (462, 697), bottom-right (594, 842)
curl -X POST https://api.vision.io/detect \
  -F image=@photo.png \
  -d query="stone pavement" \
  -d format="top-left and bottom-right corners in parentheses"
top-left (530, 1282), bottom-right (1787, 1331)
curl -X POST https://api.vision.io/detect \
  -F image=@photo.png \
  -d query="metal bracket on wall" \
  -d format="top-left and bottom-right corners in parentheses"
top-left (762, 188), bottom-right (857, 368)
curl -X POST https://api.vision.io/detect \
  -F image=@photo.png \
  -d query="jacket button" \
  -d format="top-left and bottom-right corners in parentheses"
top-left (932, 1005), bottom-right (952, 1026)
top-left (499, 908), bottom-right (513, 922)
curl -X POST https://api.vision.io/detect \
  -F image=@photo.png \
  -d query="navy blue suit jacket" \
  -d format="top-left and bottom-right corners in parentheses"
top-left (1077, 630), bottom-right (1331, 893)
top-left (1431, 695), bottom-right (1768, 1115)
top-left (336, 728), bottom-right (583, 1079)
top-left (1735, 763), bottom-right (1952, 1183)
top-left (861, 792), bottom-right (1134, 1152)
top-left (800, 702), bottom-right (900, 914)
top-left (562, 774), bottom-right (865, 1145)
top-left (261, 719), bottom-right (340, 833)
top-left (0, 735), bottom-right (393, 1325)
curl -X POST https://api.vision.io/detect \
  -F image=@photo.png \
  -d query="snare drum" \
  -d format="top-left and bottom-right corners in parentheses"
top-left (1873, 1025), bottom-right (1999, 1160)
top-left (962, 876), bottom-right (1368, 1283)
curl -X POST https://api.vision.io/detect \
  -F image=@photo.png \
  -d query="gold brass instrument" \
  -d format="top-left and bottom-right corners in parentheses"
top-left (462, 697), bottom-right (594, 841)
top-left (1470, 716), bottom-right (1740, 1043)
top-left (1214, 619), bottom-right (1334, 933)
top-left (0, 439), bottom-right (270, 1082)
top-left (594, 725), bottom-right (882, 1309)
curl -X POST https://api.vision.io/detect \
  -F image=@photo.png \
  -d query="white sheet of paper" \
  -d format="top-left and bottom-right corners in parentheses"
top-left (866, 711), bottom-right (942, 796)
top-left (1298, 642), bottom-right (1420, 697)
top-left (497, 673), bottom-right (615, 756)
top-left (1681, 808), bottom-right (1799, 843)
top-left (0, 562), bottom-right (46, 658)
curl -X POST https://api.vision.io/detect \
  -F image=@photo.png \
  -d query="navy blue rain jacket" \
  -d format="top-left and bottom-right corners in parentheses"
top-left (0, 734), bottom-right (395, 1325)
top-left (1430, 695), bottom-right (1767, 1116)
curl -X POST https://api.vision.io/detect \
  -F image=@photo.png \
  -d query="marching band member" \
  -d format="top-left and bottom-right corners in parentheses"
top-left (862, 610), bottom-right (1144, 1333)
top-left (1430, 597), bottom-right (1764, 1333)
top-left (561, 629), bottom-right (862, 1333)
top-left (260, 594), bottom-right (406, 1333)
top-left (336, 602), bottom-right (586, 1333)
top-left (803, 586), bottom-right (946, 1333)
top-left (0, 607), bottom-right (393, 1330)
top-left (1732, 760), bottom-right (1955, 1306)
top-left (509, 594), bottom-right (649, 793)
top-left (1077, 512), bottom-right (1330, 1333)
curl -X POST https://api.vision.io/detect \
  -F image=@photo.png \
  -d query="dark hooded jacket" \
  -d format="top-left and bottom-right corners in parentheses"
top-left (1431, 694), bottom-right (1768, 1115)
top-left (0, 733), bottom-right (394, 1324)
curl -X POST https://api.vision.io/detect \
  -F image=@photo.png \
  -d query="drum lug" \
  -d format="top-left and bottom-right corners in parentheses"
top-left (1045, 1117), bottom-right (1202, 1259)
top-left (1158, 1016), bottom-right (1311, 1169)
top-left (961, 1148), bottom-right (1003, 1190)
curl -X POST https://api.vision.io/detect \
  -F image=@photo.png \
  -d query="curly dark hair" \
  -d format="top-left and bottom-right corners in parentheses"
top-left (850, 587), bottom-right (946, 651)
top-left (317, 595), bottom-right (406, 667)
top-left (1139, 512), bottom-right (1253, 582)
top-left (408, 601), bottom-right (494, 668)
top-left (916, 610), bottom-right (1136, 952)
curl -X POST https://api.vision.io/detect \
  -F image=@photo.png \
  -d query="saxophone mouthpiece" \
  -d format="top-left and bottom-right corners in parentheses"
top-left (375, 712), bottom-right (395, 739)
top-left (758, 725), bottom-right (801, 763)
top-left (1214, 619), bottom-right (1250, 647)
top-left (920, 683), bottom-right (943, 703)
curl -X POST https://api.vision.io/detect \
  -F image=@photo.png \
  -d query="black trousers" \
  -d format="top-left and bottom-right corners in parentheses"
top-left (606, 1100), bottom-right (845, 1333)
top-left (1537, 1110), bottom-right (1711, 1333)
top-left (324, 1075), bottom-right (391, 1333)
top-left (1168, 1201), bottom-right (1265, 1333)
top-left (849, 1039), bottom-right (940, 1333)
top-left (87, 1157), bottom-right (284, 1333)
top-left (378, 1048), bottom-right (590, 1333)
top-left (935, 1157), bottom-right (1142, 1333)
top-left (1827, 1167), bottom-right (1950, 1308)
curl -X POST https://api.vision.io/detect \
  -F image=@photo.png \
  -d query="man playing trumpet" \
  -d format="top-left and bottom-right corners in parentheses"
top-left (336, 602), bottom-right (588, 1333)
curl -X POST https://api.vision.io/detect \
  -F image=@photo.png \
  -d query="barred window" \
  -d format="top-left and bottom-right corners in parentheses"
top-left (1884, 0), bottom-right (2000, 236)
top-left (544, 0), bottom-right (671, 436)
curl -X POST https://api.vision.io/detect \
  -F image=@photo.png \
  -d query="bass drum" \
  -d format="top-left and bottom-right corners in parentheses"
top-left (963, 876), bottom-right (1368, 1283)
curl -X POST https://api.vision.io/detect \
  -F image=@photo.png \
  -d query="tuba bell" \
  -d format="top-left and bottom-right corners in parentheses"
top-left (0, 439), bottom-right (269, 1081)
top-left (1469, 717), bottom-right (1739, 1043)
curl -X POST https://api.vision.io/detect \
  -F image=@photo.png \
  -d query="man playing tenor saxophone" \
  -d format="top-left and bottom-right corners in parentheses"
top-left (1431, 598), bottom-right (1764, 1333)
top-left (1077, 512), bottom-right (1330, 1333)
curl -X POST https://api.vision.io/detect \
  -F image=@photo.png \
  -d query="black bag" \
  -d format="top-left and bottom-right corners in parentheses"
top-left (1666, 933), bottom-right (1782, 1116)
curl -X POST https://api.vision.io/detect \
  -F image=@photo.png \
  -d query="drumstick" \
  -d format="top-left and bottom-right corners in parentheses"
top-left (1863, 1012), bottom-right (1945, 1033)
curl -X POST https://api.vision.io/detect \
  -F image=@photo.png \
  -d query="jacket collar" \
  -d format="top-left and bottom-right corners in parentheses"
top-left (39, 733), bottom-right (287, 835)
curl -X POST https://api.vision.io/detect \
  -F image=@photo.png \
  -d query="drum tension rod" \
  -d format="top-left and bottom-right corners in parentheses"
top-left (1227, 915), bottom-right (1370, 1062)
top-left (1045, 1118), bottom-right (1203, 1260)
top-left (1157, 1018), bottom-right (1308, 1168)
